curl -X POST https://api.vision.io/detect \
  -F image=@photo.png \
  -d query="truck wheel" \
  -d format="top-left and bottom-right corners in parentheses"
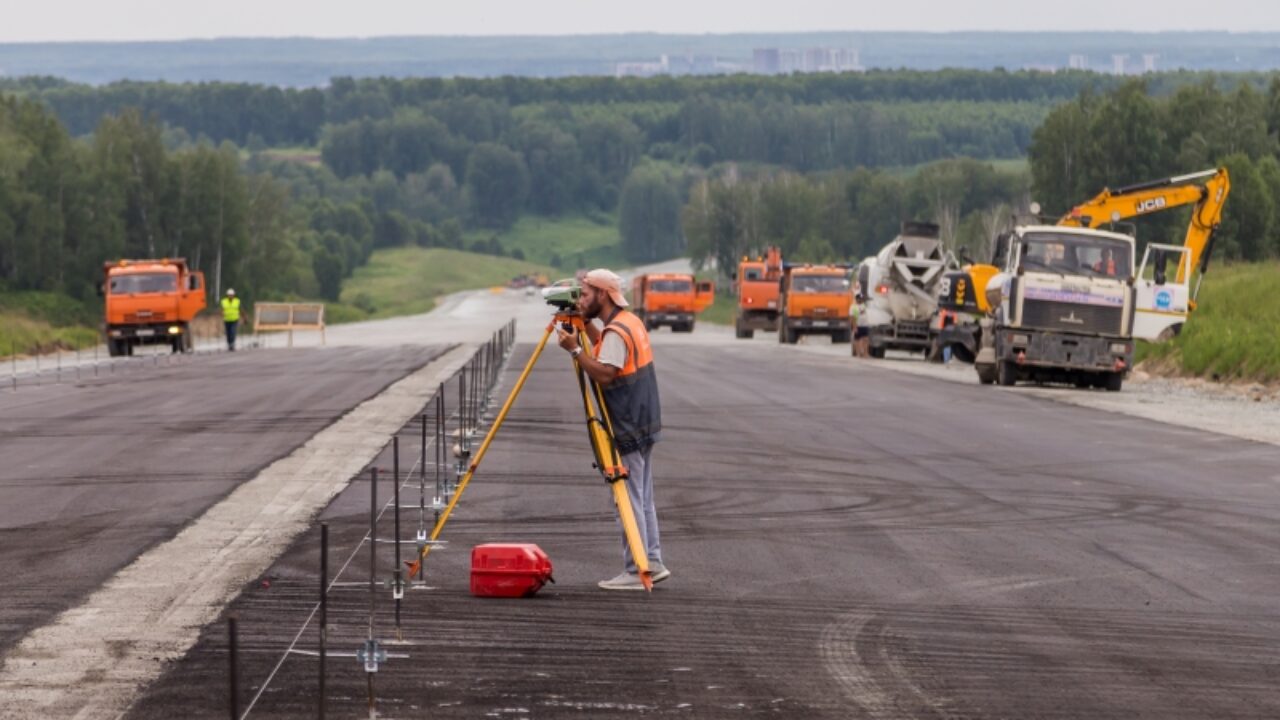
top-left (869, 346), bottom-right (885, 359)
top-left (107, 339), bottom-right (123, 358)
top-left (831, 329), bottom-right (851, 344)
top-left (1105, 372), bottom-right (1124, 392)
top-left (1074, 374), bottom-right (1092, 389)
top-left (736, 325), bottom-right (753, 339)
top-left (997, 360), bottom-right (1017, 387)
top-left (976, 363), bottom-right (997, 385)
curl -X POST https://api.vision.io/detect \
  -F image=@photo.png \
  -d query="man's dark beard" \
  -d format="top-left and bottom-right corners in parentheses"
top-left (582, 295), bottom-right (604, 320)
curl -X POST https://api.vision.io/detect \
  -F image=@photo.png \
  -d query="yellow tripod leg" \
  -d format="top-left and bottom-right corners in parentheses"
top-left (406, 324), bottom-right (554, 577)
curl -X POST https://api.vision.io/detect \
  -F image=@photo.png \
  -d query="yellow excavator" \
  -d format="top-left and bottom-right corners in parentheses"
top-left (935, 167), bottom-right (1230, 356)
top-left (1060, 167), bottom-right (1229, 281)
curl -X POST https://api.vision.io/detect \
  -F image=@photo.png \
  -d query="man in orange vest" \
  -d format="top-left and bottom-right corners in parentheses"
top-left (557, 269), bottom-right (669, 591)
top-left (1093, 248), bottom-right (1117, 276)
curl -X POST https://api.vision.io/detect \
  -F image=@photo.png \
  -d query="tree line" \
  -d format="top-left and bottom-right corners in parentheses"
top-left (6, 69), bottom-right (1279, 319)
top-left (681, 158), bottom-right (1030, 273)
top-left (1, 70), bottom-right (1110, 145)
top-left (679, 75), bottom-right (1280, 276)
top-left (1029, 76), bottom-right (1280, 261)
top-left (0, 97), bottom-right (441, 307)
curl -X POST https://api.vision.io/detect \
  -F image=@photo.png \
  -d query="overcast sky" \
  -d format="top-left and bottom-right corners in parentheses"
top-left (2, 0), bottom-right (1277, 42)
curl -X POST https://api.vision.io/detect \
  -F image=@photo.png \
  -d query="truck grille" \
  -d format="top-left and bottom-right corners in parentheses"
top-left (895, 319), bottom-right (930, 341)
top-left (1020, 300), bottom-right (1122, 335)
top-left (124, 312), bottom-right (167, 323)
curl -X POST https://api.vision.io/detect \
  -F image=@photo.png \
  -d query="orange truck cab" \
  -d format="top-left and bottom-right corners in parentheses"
top-left (733, 246), bottom-right (783, 339)
top-left (778, 264), bottom-right (853, 344)
top-left (631, 273), bottom-right (714, 333)
top-left (100, 258), bottom-right (206, 356)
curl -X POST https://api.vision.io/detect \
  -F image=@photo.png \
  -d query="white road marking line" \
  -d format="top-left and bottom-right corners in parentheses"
top-left (0, 345), bottom-right (474, 720)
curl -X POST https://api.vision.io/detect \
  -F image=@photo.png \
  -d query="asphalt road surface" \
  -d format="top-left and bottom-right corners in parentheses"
top-left (0, 345), bottom-right (442, 655)
top-left (118, 321), bottom-right (1280, 719)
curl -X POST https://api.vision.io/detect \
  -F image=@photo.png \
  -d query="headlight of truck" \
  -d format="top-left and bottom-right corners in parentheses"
top-left (1110, 343), bottom-right (1129, 354)
top-left (168, 326), bottom-right (182, 335)
top-left (1011, 334), bottom-right (1030, 345)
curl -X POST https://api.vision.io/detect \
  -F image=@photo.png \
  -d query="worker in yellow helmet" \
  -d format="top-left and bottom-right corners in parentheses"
top-left (221, 288), bottom-right (241, 351)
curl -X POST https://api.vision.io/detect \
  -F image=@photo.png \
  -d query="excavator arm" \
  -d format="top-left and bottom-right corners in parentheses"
top-left (1058, 168), bottom-right (1230, 285)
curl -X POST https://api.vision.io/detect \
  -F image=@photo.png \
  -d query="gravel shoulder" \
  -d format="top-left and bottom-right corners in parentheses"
top-left (691, 320), bottom-right (1280, 448)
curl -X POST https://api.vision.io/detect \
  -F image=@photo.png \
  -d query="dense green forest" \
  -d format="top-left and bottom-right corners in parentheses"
top-left (1030, 78), bottom-right (1280, 261)
top-left (680, 75), bottom-right (1280, 271)
top-left (1, 70), bottom-right (1112, 146)
top-left (3, 69), bottom-right (1280, 348)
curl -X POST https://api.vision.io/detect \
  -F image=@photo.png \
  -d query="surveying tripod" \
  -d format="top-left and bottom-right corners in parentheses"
top-left (406, 304), bottom-right (655, 591)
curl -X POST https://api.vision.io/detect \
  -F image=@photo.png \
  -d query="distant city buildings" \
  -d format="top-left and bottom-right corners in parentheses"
top-left (615, 46), bottom-right (1153, 79)
top-left (614, 52), bottom-right (736, 77)
top-left (753, 47), bottom-right (864, 74)
top-left (615, 46), bottom-right (864, 77)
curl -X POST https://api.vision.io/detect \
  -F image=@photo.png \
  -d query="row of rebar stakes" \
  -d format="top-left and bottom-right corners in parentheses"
top-left (7, 324), bottom-right (270, 393)
top-left (266, 319), bottom-right (517, 720)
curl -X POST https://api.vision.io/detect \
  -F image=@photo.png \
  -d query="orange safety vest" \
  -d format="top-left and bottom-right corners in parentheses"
top-left (593, 309), bottom-right (662, 453)
top-left (1094, 257), bottom-right (1116, 275)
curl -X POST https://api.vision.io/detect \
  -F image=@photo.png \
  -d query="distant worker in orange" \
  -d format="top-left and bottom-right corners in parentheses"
top-left (1094, 248), bottom-right (1117, 276)
top-left (221, 288), bottom-right (241, 352)
top-left (556, 269), bottom-right (670, 591)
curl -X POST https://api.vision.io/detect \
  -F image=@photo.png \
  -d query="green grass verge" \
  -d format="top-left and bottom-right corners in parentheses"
top-left (0, 314), bottom-right (99, 357)
top-left (1137, 262), bottom-right (1280, 383)
top-left (251, 146), bottom-right (322, 166)
top-left (0, 290), bottom-right (100, 357)
top-left (463, 214), bottom-right (626, 271)
top-left (329, 246), bottom-right (556, 323)
top-left (883, 157), bottom-right (1029, 178)
top-left (698, 291), bottom-right (737, 326)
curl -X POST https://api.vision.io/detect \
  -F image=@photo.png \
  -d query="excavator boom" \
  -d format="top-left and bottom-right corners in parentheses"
top-left (1058, 167), bottom-right (1230, 284)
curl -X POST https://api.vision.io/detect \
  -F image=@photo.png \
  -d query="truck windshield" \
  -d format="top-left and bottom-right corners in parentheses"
top-left (792, 275), bottom-right (850, 293)
top-left (110, 273), bottom-right (178, 294)
top-left (650, 279), bottom-right (692, 293)
top-left (1021, 233), bottom-right (1131, 279)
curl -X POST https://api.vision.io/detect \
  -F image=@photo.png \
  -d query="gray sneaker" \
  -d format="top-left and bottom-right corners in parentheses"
top-left (598, 572), bottom-right (647, 591)
top-left (649, 562), bottom-right (671, 584)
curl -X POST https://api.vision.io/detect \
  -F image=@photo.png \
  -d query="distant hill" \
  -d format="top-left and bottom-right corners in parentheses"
top-left (1, 32), bottom-right (1278, 86)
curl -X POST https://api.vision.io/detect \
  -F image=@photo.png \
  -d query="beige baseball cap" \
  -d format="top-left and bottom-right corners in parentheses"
top-left (582, 269), bottom-right (628, 307)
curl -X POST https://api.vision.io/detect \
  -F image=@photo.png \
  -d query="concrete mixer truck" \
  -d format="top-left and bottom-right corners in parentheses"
top-left (855, 222), bottom-right (958, 359)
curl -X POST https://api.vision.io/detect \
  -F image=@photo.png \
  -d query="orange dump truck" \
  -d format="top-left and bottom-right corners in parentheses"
top-left (778, 264), bottom-right (853, 344)
top-left (734, 246), bottom-right (783, 339)
top-left (100, 258), bottom-right (206, 356)
top-left (631, 273), bottom-right (714, 333)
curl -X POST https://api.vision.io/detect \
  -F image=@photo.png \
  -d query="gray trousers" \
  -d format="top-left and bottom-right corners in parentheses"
top-left (618, 445), bottom-right (662, 573)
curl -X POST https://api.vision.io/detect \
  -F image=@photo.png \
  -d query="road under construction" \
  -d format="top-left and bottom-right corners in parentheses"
top-left (3, 269), bottom-right (1280, 719)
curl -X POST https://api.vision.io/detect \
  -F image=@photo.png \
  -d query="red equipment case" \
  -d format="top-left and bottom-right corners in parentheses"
top-left (470, 543), bottom-right (555, 598)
